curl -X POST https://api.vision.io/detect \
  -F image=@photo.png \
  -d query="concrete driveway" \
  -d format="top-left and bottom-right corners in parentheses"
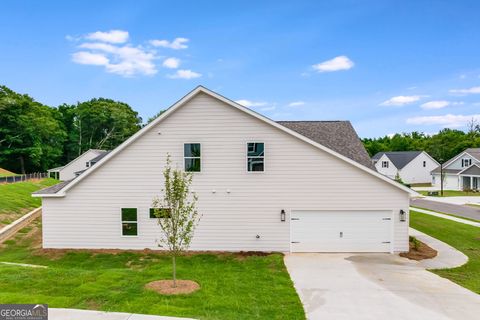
top-left (285, 253), bottom-right (480, 320)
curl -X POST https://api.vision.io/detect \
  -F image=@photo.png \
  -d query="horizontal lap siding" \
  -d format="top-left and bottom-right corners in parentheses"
top-left (42, 93), bottom-right (409, 252)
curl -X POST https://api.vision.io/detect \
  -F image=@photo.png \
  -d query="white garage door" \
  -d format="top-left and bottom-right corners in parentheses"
top-left (290, 210), bottom-right (392, 252)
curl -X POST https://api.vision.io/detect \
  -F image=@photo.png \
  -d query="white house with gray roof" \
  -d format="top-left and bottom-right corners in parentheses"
top-left (34, 86), bottom-right (415, 253)
top-left (47, 149), bottom-right (108, 181)
top-left (431, 148), bottom-right (480, 190)
top-left (372, 151), bottom-right (439, 184)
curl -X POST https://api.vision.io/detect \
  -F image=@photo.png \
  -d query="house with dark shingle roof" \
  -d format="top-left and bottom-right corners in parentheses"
top-left (47, 149), bottom-right (109, 181)
top-left (372, 151), bottom-right (439, 184)
top-left (431, 148), bottom-right (480, 190)
top-left (33, 86), bottom-right (415, 253)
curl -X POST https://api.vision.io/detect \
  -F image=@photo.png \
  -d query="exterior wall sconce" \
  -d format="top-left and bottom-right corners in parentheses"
top-left (399, 209), bottom-right (406, 222)
top-left (281, 209), bottom-right (286, 222)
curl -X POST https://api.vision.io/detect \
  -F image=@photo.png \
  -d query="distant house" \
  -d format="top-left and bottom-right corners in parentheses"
top-left (48, 149), bottom-right (108, 181)
top-left (372, 151), bottom-right (439, 184)
top-left (431, 148), bottom-right (480, 191)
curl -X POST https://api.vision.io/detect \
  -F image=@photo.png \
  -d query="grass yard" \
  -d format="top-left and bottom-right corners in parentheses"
top-left (410, 206), bottom-right (480, 223)
top-left (410, 210), bottom-right (480, 294)
top-left (0, 220), bottom-right (304, 320)
top-left (0, 178), bottom-right (58, 227)
top-left (418, 190), bottom-right (480, 197)
top-left (0, 167), bottom-right (17, 177)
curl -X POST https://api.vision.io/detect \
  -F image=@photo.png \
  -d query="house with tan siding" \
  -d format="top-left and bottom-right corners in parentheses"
top-left (34, 86), bottom-right (415, 253)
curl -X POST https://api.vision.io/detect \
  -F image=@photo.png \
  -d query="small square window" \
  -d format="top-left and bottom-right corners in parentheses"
top-left (247, 142), bottom-right (264, 172)
top-left (382, 161), bottom-right (389, 168)
top-left (184, 143), bottom-right (201, 172)
top-left (86, 162), bottom-right (90, 167)
top-left (149, 208), bottom-right (172, 219)
top-left (121, 208), bottom-right (138, 236)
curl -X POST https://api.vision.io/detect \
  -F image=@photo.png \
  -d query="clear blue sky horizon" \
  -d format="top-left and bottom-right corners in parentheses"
top-left (2, 1), bottom-right (480, 138)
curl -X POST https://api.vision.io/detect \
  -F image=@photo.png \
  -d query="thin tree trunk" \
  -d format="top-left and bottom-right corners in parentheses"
top-left (19, 156), bottom-right (25, 174)
top-left (172, 255), bottom-right (177, 288)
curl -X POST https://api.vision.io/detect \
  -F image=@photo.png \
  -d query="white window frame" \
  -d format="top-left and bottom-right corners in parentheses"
top-left (86, 162), bottom-right (90, 168)
top-left (120, 207), bottom-right (138, 237)
top-left (246, 142), bottom-right (265, 173)
top-left (382, 161), bottom-right (389, 168)
top-left (183, 143), bottom-right (202, 173)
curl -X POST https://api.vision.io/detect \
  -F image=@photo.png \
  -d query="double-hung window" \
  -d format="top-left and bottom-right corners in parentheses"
top-left (462, 158), bottom-right (472, 167)
top-left (382, 161), bottom-right (389, 168)
top-left (149, 208), bottom-right (172, 219)
top-left (121, 208), bottom-right (138, 236)
top-left (184, 143), bottom-right (201, 172)
top-left (247, 142), bottom-right (265, 172)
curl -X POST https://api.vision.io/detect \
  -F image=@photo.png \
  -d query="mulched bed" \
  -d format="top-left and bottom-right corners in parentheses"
top-left (145, 280), bottom-right (200, 295)
top-left (400, 239), bottom-right (438, 261)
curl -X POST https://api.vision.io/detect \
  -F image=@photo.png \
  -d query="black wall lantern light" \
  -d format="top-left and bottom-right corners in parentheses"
top-left (280, 209), bottom-right (286, 222)
top-left (399, 209), bottom-right (406, 222)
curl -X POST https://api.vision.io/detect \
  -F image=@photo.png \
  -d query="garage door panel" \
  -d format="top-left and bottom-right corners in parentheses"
top-left (291, 211), bottom-right (392, 252)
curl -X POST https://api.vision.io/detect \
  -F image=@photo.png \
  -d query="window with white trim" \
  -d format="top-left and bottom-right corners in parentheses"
top-left (247, 142), bottom-right (264, 172)
top-left (86, 162), bottom-right (90, 167)
top-left (121, 208), bottom-right (138, 236)
top-left (382, 161), bottom-right (389, 168)
top-left (423, 161), bottom-right (426, 167)
top-left (184, 143), bottom-right (201, 172)
top-left (462, 158), bottom-right (472, 167)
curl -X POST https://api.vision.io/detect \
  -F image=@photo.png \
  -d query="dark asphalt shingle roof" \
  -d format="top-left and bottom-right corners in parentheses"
top-left (431, 168), bottom-right (462, 174)
top-left (32, 180), bottom-right (73, 195)
top-left (442, 148), bottom-right (480, 167)
top-left (277, 121), bottom-right (375, 169)
top-left (460, 164), bottom-right (480, 175)
top-left (89, 151), bottom-right (110, 164)
top-left (372, 151), bottom-right (423, 169)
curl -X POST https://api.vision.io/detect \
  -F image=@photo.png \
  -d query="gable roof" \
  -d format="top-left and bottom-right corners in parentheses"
top-left (441, 148), bottom-right (480, 168)
top-left (278, 121), bottom-right (374, 169)
top-left (33, 86), bottom-right (416, 197)
top-left (372, 151), bottom-right (423, 169)
top-left (458, 163), bottom-right (480, 176)
top-left (89, 150), bottom-right (110, 164)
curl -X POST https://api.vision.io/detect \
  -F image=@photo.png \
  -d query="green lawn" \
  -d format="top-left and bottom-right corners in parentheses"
top-left (0, 221), bottom-right (304, 320)
top-left (410, 210), bottom-right (480, 294)
top-left (418, 190), bottom-right (480, 197)
top-left (0, 178), bottom-right (58, 227)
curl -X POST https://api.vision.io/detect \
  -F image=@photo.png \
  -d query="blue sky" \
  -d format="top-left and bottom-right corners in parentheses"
top-left (2, 1), bottom-right (480, 137)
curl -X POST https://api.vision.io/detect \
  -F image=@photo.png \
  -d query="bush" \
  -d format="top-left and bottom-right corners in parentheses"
top-left (409, 236), bottom-right (421, 250)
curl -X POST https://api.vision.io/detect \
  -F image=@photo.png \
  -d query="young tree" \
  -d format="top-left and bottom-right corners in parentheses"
top-left (151, 156), bottom-right (200, 287)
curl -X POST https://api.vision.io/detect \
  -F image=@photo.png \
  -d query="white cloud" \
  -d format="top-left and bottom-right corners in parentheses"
top-left (72, 51), bottom-right (109, 66)
top-left (162, 57), bottom-right (180, 69)
top-left (449, 86), bottom-right (480, 95)
top-left (75, 42), bottom-right (157, 76)
top-left (312, 55), bottom-right (354, 73)
top-left (235, 99), bottom-right (268, 108)
top-left (288, 101), bottom-right (305, 107)
top-left (167, 69), bottom-right (201, 79)
top-left (150, 37), bottom-right (189, 49)
top-left (85, 30), bottom-right (129, 44)
top-left (406, 114), bottom-right (480, 128)
top-left (420, 100), bottom-right (450, 110)
top-left (380, 95), bottom-right (423, 106)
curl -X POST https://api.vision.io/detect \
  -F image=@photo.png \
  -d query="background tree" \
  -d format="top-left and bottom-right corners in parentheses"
top-left (151, 156), bottom-right (200, 288)
top-left (61, 98), bottom-right (142, 160)
top-left (0, 86), bottom-right (66, 173)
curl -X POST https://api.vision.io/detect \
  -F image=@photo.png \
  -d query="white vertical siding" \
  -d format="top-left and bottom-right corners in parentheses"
top-left (374, 154), bottom-right (398, 179)
top-left (59, 150), bottom-right (103, 181)
top-left (42, 93), bottom-right (409, 252)
top-left (399, 153), bottom-right (438, 184)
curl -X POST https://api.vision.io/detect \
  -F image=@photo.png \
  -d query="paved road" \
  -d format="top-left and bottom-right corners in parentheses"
top-left (411, 198), bottom-right (480, 221)
top-left (285, 252), bottom-right (480, 320)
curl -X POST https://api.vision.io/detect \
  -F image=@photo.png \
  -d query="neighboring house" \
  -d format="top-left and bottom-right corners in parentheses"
top-left (372, 151), bottom-right (439, 184)
top-left (34, 86), bottom-right (415, 253)
top-left (431, 148), bottom-right (480, 190)
top-left (47, 149), bottom-right (108, 181)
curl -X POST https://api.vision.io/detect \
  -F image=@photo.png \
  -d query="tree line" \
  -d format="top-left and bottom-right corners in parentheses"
top-left (0, 85), bottom-right (142, 173)
top-left (2, 85), bottom-right (479, 174)
top-left (362, 123), bottom-right (480, 162)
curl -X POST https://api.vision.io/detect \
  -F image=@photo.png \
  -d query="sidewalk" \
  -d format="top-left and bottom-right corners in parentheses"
top-left (409, 228), bottom-right (468, 269)
top-left (49, 308), bottom-right (196, 320)
top-left (410, 207), bottom-right (480, 227)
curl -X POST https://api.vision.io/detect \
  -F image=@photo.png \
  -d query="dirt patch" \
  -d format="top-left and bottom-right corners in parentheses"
top-left (145, 280), bottom-right (200, 295)
top-left (400, 239), bottom-right (437, 261)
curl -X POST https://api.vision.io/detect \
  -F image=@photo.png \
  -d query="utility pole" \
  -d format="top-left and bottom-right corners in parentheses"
top-left (440, 161), bottom-right (444, 196)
